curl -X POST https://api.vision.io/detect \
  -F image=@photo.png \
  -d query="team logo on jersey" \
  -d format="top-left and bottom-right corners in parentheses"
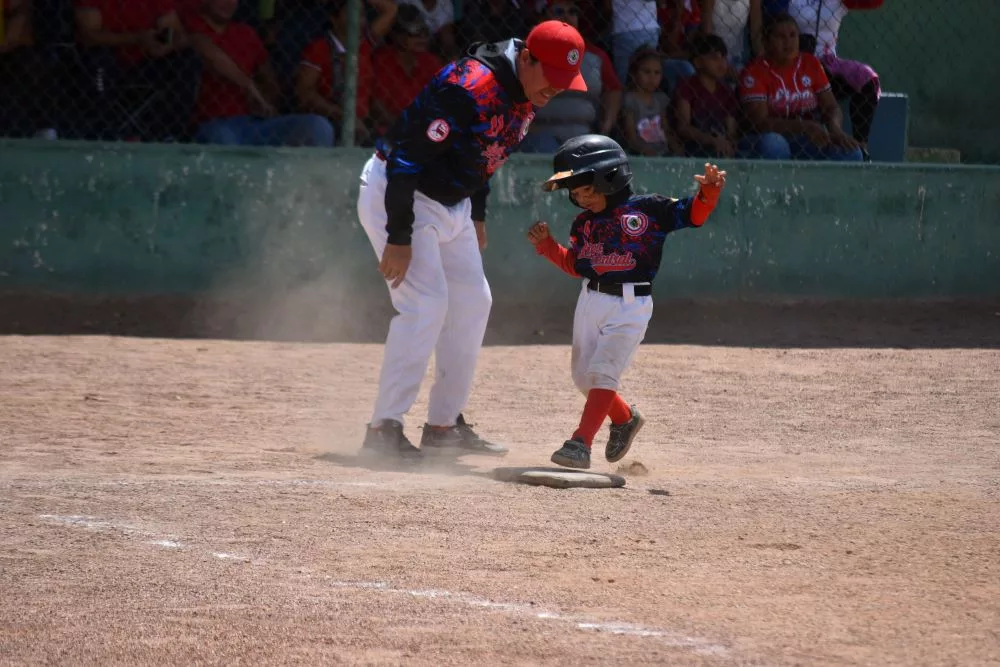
top-left (520, 112), bottom-right (535, 140)
top-left (743, 75), bottom-right (755, 88)
top-left (567, 49), bottom-right (580, 66)
top-left (801, 75), bottom-right (812, 87)
top-left (578, 242), bottom-right (637, 274)
top-left (620, 212), bottom-right (649, 237)
top-left (426, 118), bottom-right (450, 143)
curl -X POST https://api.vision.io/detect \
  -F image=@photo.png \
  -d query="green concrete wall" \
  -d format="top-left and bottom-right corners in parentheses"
top-left (838, 0), bottom-right (1000, 164)
top-left (1, 139), bottom-right (998, 302)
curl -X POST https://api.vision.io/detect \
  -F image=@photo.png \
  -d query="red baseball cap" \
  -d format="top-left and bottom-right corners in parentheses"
top-left (526, 20), bottom-right (587, 92)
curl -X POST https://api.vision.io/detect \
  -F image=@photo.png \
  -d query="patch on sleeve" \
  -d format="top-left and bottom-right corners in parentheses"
top-left (426, 118), bottom-right (451, 143)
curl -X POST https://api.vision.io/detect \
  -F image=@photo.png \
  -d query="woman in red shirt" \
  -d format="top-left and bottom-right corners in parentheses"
top-left (737, 12), bottom-right (862, 161)
top-left (369, 5), bottom-right (443, 135)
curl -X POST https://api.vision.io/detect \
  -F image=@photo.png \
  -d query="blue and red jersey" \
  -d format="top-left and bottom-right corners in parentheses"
top-left (377, 39), bottom-right (535, 245)
top-left (536, 189), bottom-right (719, 285)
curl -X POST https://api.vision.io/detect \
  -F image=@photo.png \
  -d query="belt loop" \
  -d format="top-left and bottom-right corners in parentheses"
top-left (623, 283), bottom-right (635, 304)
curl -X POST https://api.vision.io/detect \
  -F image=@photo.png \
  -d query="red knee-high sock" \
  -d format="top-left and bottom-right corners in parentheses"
top-left (607, 395), bottom-right (632, 425)
top-left (573, 388), bottom-right (617, 447)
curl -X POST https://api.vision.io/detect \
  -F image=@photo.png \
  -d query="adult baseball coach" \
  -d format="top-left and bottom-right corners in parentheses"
top-left (357, 20), bottom-right (588, 462)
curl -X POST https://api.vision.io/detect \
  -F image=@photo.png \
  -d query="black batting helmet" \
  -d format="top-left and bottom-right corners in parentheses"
top-left (542, 134), bottom-right (633, 195)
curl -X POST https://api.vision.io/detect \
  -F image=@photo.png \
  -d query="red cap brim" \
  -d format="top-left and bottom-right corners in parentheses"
top-left (542, 63), bottom-right (588, 92)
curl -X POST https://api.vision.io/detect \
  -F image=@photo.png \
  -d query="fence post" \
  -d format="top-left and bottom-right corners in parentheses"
top-left (341, 0), bottom-right (361, 148)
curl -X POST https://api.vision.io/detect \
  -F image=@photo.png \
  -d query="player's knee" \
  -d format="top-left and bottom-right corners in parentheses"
top-left (587, 372), bottom-right (620, 392)
top-left (572, 368), bottom-right (591, 393)
top-left (468, 280), bottom-right (493, 321)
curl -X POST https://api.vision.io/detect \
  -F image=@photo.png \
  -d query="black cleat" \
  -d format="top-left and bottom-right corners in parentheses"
top-left (605, 404), bottom-right (645, 463)
top-left (420, 414), bottom-right (509, 456)
top-left (361, 420), bottom-right (423, 463)
top-left (550, 438), bottom-right (591, 469)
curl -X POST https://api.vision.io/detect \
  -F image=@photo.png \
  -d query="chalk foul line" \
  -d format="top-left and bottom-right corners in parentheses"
top-left (37, 514), bottom-right (727, 657)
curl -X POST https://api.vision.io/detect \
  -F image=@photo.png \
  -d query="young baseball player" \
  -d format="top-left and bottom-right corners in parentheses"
top-left (357, 21), bottom-right (589, 463)
top-left (527, 135), bottom-right (726, 469)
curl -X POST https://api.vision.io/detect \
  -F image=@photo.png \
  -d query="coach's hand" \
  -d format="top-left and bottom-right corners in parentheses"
top-left (380, 243), bottom-right (412, 289)
top-left (474, 220), bottom-right (487, 250)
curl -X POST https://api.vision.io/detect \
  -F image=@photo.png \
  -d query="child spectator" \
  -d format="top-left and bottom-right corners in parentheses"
top-left (74, 0), bottom-right (201, 141)
top-left (673, 33), bottom-right (740, 157)
top-left (187, 0), bottom-right (333, 146)
top-left (370, 5), bottom-right (442, 134)
top-left (621, 48), bottom-right (681, 157)
top-left (737, 12), bottom-right (861, 160)
top-left (296, 0), bottom-right (397, 145)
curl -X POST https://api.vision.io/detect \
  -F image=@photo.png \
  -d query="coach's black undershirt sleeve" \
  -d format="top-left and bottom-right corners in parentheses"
top-left (470, 183), bottom-right (489, 222)
top-left (384, 85), bottom-right (478, 245)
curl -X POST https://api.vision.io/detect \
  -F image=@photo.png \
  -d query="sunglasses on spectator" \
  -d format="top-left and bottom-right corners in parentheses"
top-left (550, 6), bottom-right (580, 17)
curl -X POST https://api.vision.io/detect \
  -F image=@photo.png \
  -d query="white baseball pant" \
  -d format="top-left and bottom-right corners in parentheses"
top-left (357, 154), bottom-right (493, 427)
top-left (571, 282), bottom-right (653, 394)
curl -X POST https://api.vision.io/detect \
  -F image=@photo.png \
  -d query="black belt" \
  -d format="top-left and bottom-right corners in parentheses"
top-left (587, 280), bottom-right (652, 297)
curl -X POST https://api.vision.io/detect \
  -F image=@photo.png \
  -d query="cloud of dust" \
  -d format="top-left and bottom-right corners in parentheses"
top-left (195, 153), bottom-right (393, 456)
top-left (198, 155), bottom-right (391, 345)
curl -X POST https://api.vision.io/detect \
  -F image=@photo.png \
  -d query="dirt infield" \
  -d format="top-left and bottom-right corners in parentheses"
top-left (2, 325), bottom-right (999, 665)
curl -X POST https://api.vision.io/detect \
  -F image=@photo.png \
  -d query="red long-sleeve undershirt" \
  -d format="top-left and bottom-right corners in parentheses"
top-left (535, 184), bottom-right (722, 278)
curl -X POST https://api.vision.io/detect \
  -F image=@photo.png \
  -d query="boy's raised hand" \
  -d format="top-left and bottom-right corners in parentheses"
top-left (694, 163), bottom-right (727, 189)
top-left (527, 221), bottom-right (551, 246)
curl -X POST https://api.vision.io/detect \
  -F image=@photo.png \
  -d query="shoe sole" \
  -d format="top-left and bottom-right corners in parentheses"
top-left (605, 413), bottom-right (646, 463)
top-left (550, 452), bottom-right (591, 469)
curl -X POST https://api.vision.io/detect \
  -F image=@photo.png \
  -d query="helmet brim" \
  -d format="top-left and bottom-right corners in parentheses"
top-left (542, 170), bottom-right (575, 192)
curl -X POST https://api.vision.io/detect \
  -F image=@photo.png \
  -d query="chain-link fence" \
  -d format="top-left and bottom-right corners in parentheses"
top-left (1, 0), bottom-right (996, 163)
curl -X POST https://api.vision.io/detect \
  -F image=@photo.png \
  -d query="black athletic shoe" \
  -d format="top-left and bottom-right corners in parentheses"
top-left (550, 438), bottom-right (591, 469)
top-left (420, 414), bottom-right (509, 456)
top-left (606, 404), bottom-right (645, 463)
top-left (361, 420), bottom-right (423, 463)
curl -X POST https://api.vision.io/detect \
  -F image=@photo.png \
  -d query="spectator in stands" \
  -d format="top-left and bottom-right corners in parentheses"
top-left (674, 33), bottom-right (740, 157)
top-left (520, 0), bottom-right (622, 152)
top-left (606, 0), bottom-right (659, 85)
top-left (0, 0), bottom-right (54, 138)
top-left (463, 0), bottom-right (530, 45)
top-left (621, 47), bottom-right (682, 156)
top-left (698, 0), bottom-right (763, 71)
top-left (187, 0), bottom-right (333, 146)
top-left (786, 0), bottom-right (882, 158)
top-left (370, 5), bottom-right (442, 134)
top-left (74, 0), bottom-right (201, 141)
top-left (737, 12), bottom-right (861, 160)
top-left (295, 0), bottom-right (397, 145)
top-left (397, 0), bottom-right (458, 60)
top-left (655, 0), bottom-right (697, 95)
